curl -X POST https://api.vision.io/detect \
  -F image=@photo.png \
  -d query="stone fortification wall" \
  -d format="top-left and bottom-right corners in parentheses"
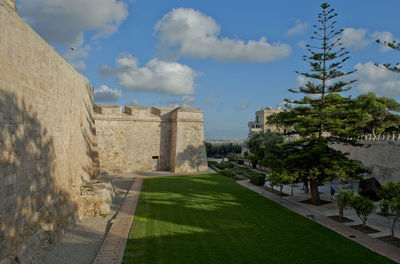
top-left (332, 138), bottom-right (400, 184)
top-left (94, 105), bottom-right (164, 173)
top-left (170, 108), bottom-right (208, 173)
top-left (94, 105), bottom-right (208, 174)
top-left (0, 0), bottom-right (95, 260)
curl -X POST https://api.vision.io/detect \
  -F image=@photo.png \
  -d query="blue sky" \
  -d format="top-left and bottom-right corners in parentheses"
top-left (16, 0), bottom-right (400, 139)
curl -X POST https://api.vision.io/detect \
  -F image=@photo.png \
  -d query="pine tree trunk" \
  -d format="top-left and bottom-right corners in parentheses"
top-left (309, 178), bottom-right (321, 204)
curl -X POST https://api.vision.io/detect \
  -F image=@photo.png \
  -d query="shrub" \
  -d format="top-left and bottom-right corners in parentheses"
top-left (226, 162), bottom-right (235, 168)
top-left (215, 163), bottom-right (227, 170)
top-left (237, 159), bottom-right (244, 165)
top-left (350, 195), bottom-right (376, 228)
top-left (379, 182), bottom-right (400, 236)
top-left (268, 169), bottom-right (295, 194)
top-left (250, 174), bottom-right (266, 186)
top-left (220, 170), bottom-right (235, 178)
top-left (336, 188), bottom-right (355, 221)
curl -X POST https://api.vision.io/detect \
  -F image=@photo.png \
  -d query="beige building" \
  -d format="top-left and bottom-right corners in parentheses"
top-left (248, 107), bottom-right (283, 137)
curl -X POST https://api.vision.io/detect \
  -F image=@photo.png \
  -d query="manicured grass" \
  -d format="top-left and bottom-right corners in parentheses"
top-left (122, 174), bottom-right (395, 264)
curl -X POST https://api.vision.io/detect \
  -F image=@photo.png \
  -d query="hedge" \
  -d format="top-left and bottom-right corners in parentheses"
top-left (250, 174), bottom-right (266, 186)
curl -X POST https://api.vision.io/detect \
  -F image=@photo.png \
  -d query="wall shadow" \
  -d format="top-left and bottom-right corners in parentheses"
top-left (0, 91), bottom-right (78, 262)
top-left (81, 86), bottom-right (98, 179)
top-left (175, 143), bottom-right (208, 172)
top-left (158, 120), bottom-right (172, 171)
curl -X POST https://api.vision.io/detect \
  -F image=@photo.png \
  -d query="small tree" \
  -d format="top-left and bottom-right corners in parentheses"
top-left (351, 195), bottom-right (376, 229)
top-left (355, 93), bottom-right (400, 137)
top-left (268, 169), bottom-right (295, 194)
top-left (247, 131), bottom-right (284, 165)
top-left (247, 155), bottom-right (258, 169)
top-left (336, 188), bottom-right (355, 221)
top-left (379, 182), bottom-right (400, 236)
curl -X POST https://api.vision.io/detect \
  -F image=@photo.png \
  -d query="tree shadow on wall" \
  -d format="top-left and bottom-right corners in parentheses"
top-left (0, 91), bottom-right (78, 262)
top-left (175, 143), bottom-right (208, 172)
top-left (81, 84), bottom-right (99, 178)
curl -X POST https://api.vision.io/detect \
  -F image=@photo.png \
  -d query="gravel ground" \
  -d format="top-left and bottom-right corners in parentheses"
top-left (43, 174), bottom-right (134, 264)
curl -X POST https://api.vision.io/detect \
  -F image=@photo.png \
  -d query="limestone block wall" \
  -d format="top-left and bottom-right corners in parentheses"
top-left (94, 106), bottom-right (162, 173)
top-left (332, 141), bottom-right (400, 184)
top-left (94, 105), bottom-right (208, 174)
top-left (170, 108), bottom-right (208, 173)
top-left (0, 0), bottom-right (95, 259)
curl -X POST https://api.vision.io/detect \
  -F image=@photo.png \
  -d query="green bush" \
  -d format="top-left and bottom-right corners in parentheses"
top-left (350, 195), bottom-right (376, 228)
top-left (226, 162), bottom-right (234, 168)
top-left (336, 188), bottom-right (355, 221)
top-left (250, 174), bottom-right (266, 186)
top-left (214, 163), bottom-right (227, 170)
top-left (378, 182), bottom-right (400, 236)
top-left (237, 159), bottom-right (244, 165)
top-left (220, 170), bottom-right (235, 178)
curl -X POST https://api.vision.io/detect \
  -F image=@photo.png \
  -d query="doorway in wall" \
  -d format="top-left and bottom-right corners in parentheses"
top-left (152, 156), bottom-right (159, 171)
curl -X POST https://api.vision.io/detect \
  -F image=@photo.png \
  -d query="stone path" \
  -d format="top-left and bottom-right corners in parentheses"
top-left (44, 174), bottom-right (134, 264)
top-left (238, 180), bottom-right (400, 263)
top-left (93, 178), bottom-right (143, 264)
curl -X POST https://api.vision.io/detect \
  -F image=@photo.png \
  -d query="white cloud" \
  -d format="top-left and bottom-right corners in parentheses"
top-left (234, 103), bottom-right (251, 111)
top-left (18, 0), bottom-right (128, 46)
top-left (296, 75), bottom-right (308, 88)
top-left (354, 62), bottom-right (400, 96)
top-left (287, 20), bottom-right (308, 36)
top-left (94, 85), bottom-right (122, 102)
top-left (371, 31), bottom-right (397, 52)
top-left (154, 8), bottom-right (291, 62)
top-left (100, 53), bottom-right (197, 95)
top-left (341, 28), bottom-right (370, 50)
top-left (126, 99), bottom-right (139, 105)
top-left (160, 96), bottom-right (195, 107)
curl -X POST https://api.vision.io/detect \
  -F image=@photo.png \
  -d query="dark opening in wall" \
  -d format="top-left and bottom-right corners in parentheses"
top-left (152, 156), bottom-right (159, 171)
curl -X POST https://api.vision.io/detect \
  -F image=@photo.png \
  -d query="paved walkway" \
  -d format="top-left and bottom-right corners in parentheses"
top-left (238, 180), bottom-right (400, 263)
top-left (93, 178), bottom-right (143, 264)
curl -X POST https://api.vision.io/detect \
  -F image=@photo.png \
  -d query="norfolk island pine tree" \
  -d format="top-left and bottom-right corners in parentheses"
top-left (267, 3), bottom-right (368, 204)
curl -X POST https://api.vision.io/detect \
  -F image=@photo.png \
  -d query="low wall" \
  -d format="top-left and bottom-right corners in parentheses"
top-left (0, 1), bottom-right (95, 260)
top-left (332, 140), bottom-right (400, 184)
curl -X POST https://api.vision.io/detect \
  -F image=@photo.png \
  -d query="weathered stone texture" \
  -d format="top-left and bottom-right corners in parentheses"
top-left (0, 1), bottom-right (95, 260)
top-left (332, 141), bottom-right (400, 184)
top-left (170, 108), bottom-right (208, 173)
top-left (94, 106), bottom-right (208, 174)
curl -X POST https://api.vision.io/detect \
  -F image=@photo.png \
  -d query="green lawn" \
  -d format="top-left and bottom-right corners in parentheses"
top-left (122, 174), bottom-right (395, 264)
